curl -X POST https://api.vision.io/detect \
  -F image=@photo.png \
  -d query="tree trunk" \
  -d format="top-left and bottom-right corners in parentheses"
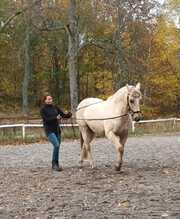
top-left (68, 0), bottom-right (79, 114)
top-left (115, 2), bottom-right (127, 89)
top-left (51, 45), bottom-right (62, 104)
top-left (22, 0), bottom-right (33, 114)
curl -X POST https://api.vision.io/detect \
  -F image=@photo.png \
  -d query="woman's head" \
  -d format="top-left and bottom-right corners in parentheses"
top-left (42, 95), bottom-right (53, 105)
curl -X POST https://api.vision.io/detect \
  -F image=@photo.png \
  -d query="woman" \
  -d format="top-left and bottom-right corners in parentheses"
top-left (40, 95), bottom-right (72, 171)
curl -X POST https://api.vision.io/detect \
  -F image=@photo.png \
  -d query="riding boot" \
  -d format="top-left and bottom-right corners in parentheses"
top-left (52, 160), bottom-right (62, 172)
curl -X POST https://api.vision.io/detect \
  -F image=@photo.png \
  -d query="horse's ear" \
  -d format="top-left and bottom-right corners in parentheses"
top-left (126, 84), bottom-right (130, 92)
top-left (136, 82), bottom-right (141, 90)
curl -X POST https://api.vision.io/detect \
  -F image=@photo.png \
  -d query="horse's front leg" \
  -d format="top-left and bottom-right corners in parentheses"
top-left (106, 131), bottom-right (124, 171)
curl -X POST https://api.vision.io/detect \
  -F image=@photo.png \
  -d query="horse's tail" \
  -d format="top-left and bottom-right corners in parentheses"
top-left (80, 131), bottom-right (88, 159)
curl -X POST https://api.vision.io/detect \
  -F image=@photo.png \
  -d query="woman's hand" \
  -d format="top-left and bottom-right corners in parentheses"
top-left (57, 114), bottom-right (62, 120)
top-left (66, 112), bottom-right (72, 118)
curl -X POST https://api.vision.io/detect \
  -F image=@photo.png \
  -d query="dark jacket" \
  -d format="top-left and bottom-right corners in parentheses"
top-left (40, 104), bottom-right (72, 136)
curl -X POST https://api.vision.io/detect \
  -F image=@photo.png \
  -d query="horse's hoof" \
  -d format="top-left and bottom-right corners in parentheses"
top-left (105, 164), bottom-right (111, 168)
top-left (79, 160), bottom-right (83, 167)
top-left (91, 163), bottom-right (96, 169)
top-left (91, 165), bottom-right (97, 169)
top-left (115, 164), bottom-right (121, 171)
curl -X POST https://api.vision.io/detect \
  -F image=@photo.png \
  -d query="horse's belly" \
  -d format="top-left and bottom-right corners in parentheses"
top-left (104, 118), bottom-right (130, 135)
top-left (88, 121), bottom-right (105, 136)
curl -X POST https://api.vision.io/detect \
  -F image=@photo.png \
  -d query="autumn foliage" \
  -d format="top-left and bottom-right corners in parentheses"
top-left (0, 0), bottom-right (179, 118)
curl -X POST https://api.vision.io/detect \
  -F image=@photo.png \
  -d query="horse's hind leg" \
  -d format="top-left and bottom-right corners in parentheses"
top-left (80, 126), bottom-right (95, 168)
top-left (106, 131), bottom-right (124, 171)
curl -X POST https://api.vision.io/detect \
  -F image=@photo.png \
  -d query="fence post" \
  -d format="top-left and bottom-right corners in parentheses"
top-left (22, 124), bottom-right (25, 139)
top-left (132, 121), bottom-right (135, 133)
top-left (173, 118), bottom-right (176, 129)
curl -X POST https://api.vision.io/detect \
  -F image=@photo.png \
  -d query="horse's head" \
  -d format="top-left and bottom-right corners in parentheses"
top-left (127, 83), bottom-right (142, 122)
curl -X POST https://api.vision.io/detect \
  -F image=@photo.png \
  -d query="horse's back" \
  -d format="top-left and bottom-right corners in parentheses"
top-left (76, 97), bottom-right (105, 120)
top-left (77, 98), bottom-right (103, 109)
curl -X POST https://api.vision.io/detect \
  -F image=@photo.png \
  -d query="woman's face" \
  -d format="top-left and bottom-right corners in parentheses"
top-left (45, 95), bottom-right (53, 105)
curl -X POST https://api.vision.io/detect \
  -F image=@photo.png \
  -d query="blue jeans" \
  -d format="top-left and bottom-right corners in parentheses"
top-left (48, 132), bottom-right (61, 162)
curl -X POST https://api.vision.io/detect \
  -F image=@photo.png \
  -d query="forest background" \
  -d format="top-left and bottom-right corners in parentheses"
top-left (0, 0), bottom-right (179, 119)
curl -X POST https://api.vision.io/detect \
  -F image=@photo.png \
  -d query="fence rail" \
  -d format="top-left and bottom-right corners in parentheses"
top-left (0, 118), bottom-right (179, 139)
top-left (132, 117), bottom-right (180, 132)
top-left (0, 123), bottom-right (78, 139)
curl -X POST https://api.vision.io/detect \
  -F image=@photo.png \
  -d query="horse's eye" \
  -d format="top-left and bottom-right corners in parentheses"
top-left (130, 99), bottom-right (134, 104)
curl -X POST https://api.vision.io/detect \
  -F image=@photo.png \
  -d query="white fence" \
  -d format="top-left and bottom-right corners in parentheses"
top-left (0, 118), bottom-right (179, 139)
top-left (0, 123), bottom-right (78, 139)
top-left (132, 117), bottom-right (180, 133)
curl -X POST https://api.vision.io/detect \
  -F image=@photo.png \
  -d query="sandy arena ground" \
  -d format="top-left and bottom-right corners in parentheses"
top-left (0, 135), bottom-right (180, 219)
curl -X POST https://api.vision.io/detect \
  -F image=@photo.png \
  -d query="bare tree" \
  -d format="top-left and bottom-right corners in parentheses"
top-left (22, 0), bottom-right (33, 114)
top-left (22, 0), bottom-right (43, 114)
top-left (67, 0), bottom-right (79, 114)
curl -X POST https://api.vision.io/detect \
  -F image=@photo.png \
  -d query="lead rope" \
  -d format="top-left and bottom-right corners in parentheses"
top-left (73, 113), bottom-right (129, 121)
top-left (74, 97), bottom-right (129, 121)
top-left (70, 116), bottom-right (76, 138)
top-left (73, 94), bottom-right (141, 121)
top-left (59, 118), bottom-right (65, 137)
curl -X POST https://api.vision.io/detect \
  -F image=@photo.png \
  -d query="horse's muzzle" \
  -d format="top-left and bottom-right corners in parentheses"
top-left (132, 112), bottom-right (143, 122)
top-left (134, 116), bottom-right (141, 122)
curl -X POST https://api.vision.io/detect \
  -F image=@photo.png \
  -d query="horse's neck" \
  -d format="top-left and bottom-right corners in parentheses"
top-left (108, 87), bottom-right (128, 113)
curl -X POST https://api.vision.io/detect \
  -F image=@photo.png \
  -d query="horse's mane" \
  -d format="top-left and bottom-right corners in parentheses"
top-left (107, 85), bottom-right (131, 101)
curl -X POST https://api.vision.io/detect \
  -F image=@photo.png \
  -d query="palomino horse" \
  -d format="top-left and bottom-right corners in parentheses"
top-left (76, 83), bottom-right (142, 171)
